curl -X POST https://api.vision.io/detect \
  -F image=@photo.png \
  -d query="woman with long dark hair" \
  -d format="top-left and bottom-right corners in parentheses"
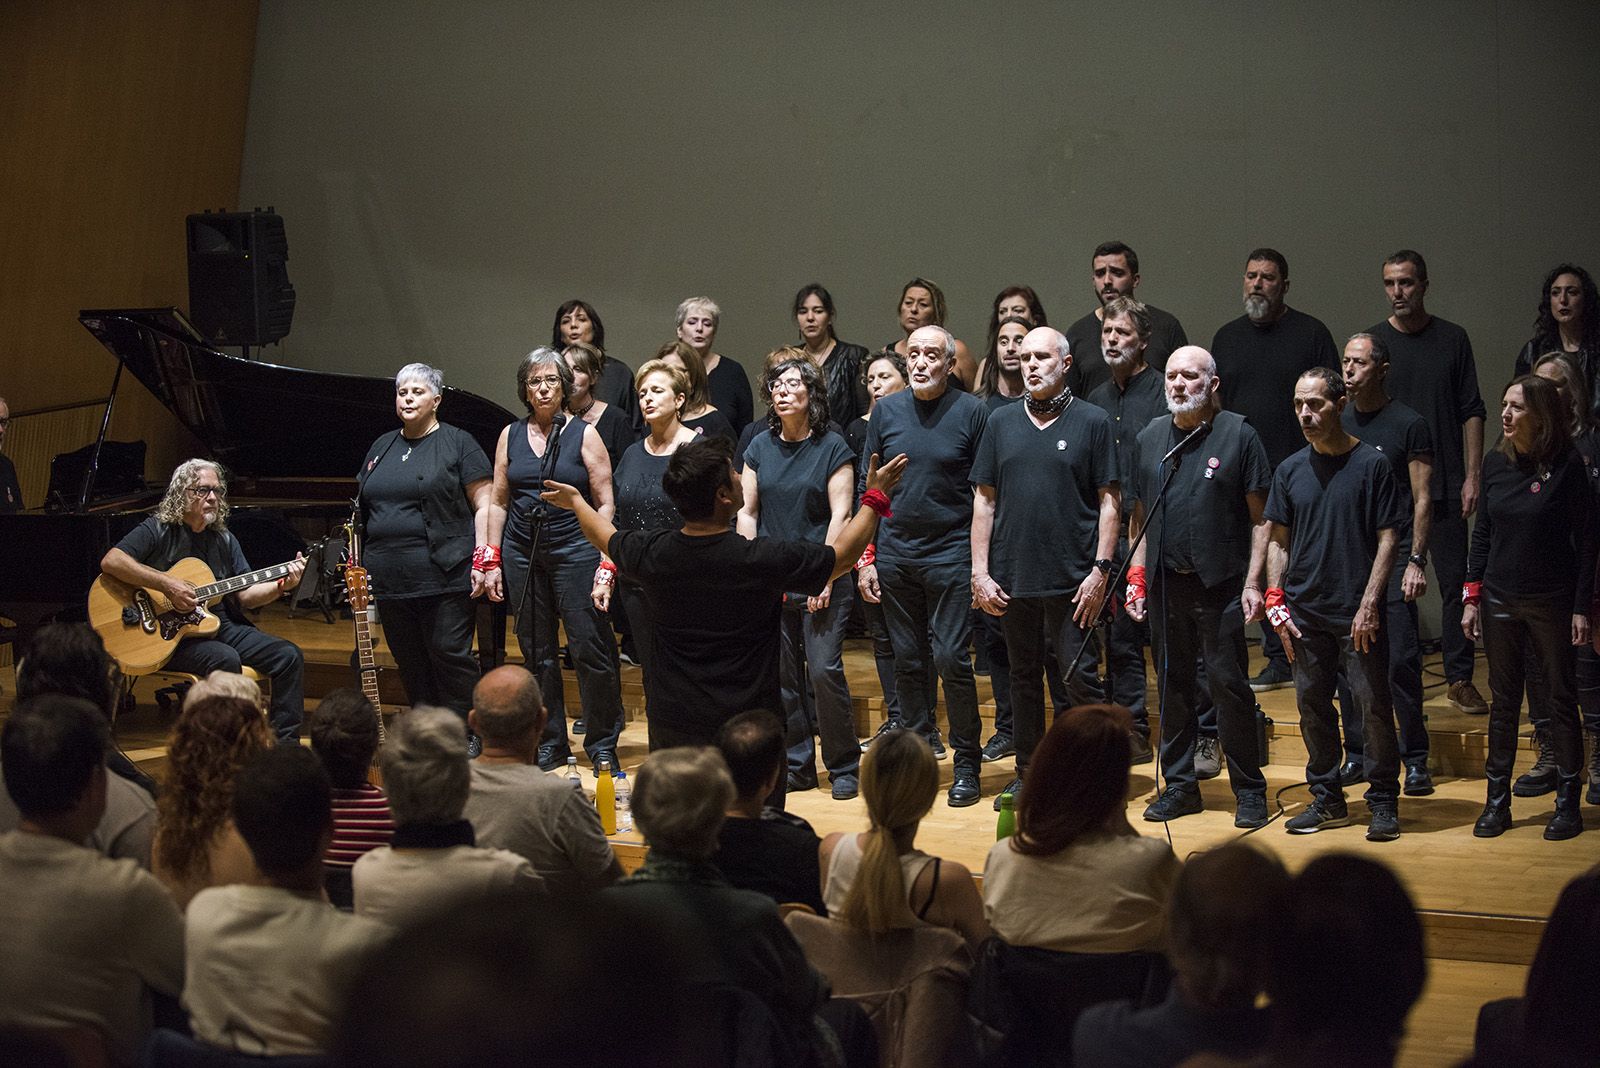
top-left (1514, 265), bottom-right (1600, 420)
top-left (552, 299), bottom-right (636, 422)
top-left (1465, 375), bottom-right (1595, 840)
top-left (793, 283), bottom-right (871, 428)
top-left (979, 286), bottom-right (1047, 391)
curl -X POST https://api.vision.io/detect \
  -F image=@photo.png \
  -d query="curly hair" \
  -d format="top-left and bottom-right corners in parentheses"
top-left (154, 459), bottom-right (229, 530)
top-left (155, 694), bottom-right (272, 884)
top-left (761, 353), bottom-right (830, 438)
top-left (1534, 263), bottom-right (1598, 349)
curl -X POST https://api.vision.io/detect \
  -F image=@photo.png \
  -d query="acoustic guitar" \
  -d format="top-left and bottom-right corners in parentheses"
top-left (342, 514), bottom-right (389, 784)
top-left (88, 553), bottom-right (309, 676)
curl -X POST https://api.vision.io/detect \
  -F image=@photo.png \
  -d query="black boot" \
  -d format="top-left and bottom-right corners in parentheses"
top-left (1473, 777), bottom-right (1512, 838)
top-left (1545, 774), bottom-right (1584, 841)
top-left (1513, 729), bottom-right (1558, 797)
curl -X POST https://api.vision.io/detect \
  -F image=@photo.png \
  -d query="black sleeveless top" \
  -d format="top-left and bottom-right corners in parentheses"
top-left (505, 416), bottom-right (591, 547)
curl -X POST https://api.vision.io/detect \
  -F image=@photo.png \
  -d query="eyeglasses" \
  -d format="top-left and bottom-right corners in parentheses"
top-left (770, 378), bottom-right (806, 395)
top-left (189, 485), bottom-right (222, 498)
top-left (526, 376), bottom-right (563, 389)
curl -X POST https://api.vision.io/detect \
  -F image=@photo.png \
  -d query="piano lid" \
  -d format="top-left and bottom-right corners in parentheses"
top-left (78, 308), bottom-right (517, 479)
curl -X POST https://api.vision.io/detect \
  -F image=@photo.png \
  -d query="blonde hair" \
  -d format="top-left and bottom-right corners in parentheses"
top-left (654, 341), bottom-right (711, 412)
top-left (155, 459), bottom-right (229, 530)
top-left (838, 729), bottom-right (939, 933)
top-left (636, 357), bottom-right (691, 417)
top-left (632, 747), bottom-right (734, 860)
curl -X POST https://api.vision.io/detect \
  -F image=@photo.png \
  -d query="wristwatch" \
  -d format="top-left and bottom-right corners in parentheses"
top-left (1094, 559), bottom-right (1115, 575)
top-left (1407, 553), bottom-right (1427, 568)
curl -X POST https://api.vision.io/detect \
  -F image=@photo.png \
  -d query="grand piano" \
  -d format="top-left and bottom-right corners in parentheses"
top-left (0, 308), bottom-right (518, 641)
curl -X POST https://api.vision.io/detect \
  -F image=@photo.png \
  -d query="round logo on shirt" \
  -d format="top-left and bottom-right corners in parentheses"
top-left (1207, 457), bottom-right (1220, 469)
top-left (1057, 440), bottom-right (1066, 450)
top-left (1530, 482), bottom-right (1542, 493)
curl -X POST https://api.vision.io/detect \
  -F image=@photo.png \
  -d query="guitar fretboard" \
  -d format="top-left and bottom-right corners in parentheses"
top-left (194, 560), bottom-right (299, 602)
top-left (353, 606), bottom-right (384, 739)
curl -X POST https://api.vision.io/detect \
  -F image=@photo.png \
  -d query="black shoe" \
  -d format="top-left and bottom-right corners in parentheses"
top-left (618, 639), bottom-right (639, 667)
top-left (1128, 731), bottom-right (1154, 766)
top-left (830, 774), bottom-right (859, 801)
top-left (590, 750), bottom-right (618, 777)
top-left (466, 731), bottom-right (483, 760)
top-left (572, 717), bottom-right (586, 736)
top-left (1473, 800), bottom-right (1511, 838)
top-left (1338, 760), bottom-right (1366, 788)
top-left (860, 718), bottom-right (901, 753)
top-left (1515, 730), bottom-right (1559, 797)
top-left (947, 774), bottom-right (980, 807)
top-left (1404, 762), bottom-right (1435, 797)
top-left (1143, 785), bottom-right (1204, 822)
top-left (981, 733), bottom-right (1016, 762)
top-left (1194, 736), bottom-right (1222, 780)
top-left (1366, 802), bottom-right (1401, 842)
top-left (992, 776), bottom-right (1023, 811)
top-left (1248, 663), bottom-right (1294, 693)
top-left (537, 743), bottom-right (568, 772)
top-left (1234, 793), bottom-right (1269, 829)
top-left (1285, 801), bottom-right (1352, 834)
top-left (1545, 778), bottom-right (1584, 841)
top-left (787, 770), bottom-right (819, 793)
top-left (928, 728), bottom-right (947, 759)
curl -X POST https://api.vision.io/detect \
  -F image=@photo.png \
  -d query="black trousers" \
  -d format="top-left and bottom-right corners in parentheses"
top-left (878, 558), bottom-right (984, 773)
top-left (1481, 594), bottom-right (1583, 784)
top-left (166, 618), bottom-right (305, 744)
top-left (1002, 594), bottom-right (1104, 775)
top-left (1432, 501), bottom-right (1476, 682)
top-left (1150, 570), bottom-right (1265, 797)
top-left (1291, 616), bottom-right (1399, 806)
top-left (378, 592), bottom-right (479, 719)
top-left (1337, 565), bottom-right (1429, 766)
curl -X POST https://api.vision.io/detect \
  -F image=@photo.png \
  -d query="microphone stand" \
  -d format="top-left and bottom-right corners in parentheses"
top-left (513, 412), bottom-right (568, 661)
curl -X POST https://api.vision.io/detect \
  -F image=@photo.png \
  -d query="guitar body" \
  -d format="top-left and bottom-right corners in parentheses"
top-left (88, 557), bottom-right (224, 675)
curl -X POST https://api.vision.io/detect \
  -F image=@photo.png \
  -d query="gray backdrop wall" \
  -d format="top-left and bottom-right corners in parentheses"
top-left (241, 0), bottom-right (1598, 409)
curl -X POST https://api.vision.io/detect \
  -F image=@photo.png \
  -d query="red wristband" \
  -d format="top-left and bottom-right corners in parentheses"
top-left (860, 489), bottom-right (893, 518)
top-left (1125, 566), bottom-right (1147, 608)
top-left (597, 560), bottom-right (617, 574)
top-left (1462, 581), bottom-right (1483, 608)
top-left (472, 544), bottom-right (502, 572)
top-left (856, 543), bottom-right (876, 570)
top-left (1264, 586), bottom-right (1286, 610)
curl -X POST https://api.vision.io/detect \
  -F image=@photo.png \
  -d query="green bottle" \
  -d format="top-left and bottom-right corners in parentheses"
top-left (996, 792), bottom-right (1017, 840)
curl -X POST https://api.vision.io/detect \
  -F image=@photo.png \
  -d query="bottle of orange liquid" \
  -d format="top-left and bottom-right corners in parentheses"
top-left (596, 757), bottom-right (617, 836)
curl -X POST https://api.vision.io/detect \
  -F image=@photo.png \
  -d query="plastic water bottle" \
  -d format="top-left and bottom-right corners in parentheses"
top-left (995, 791), bottom-right (1016, 840)
top-left (596, 757), bottom-right (617, 836)
top-left (614, 769), bottom-right (633, 833)
top-left (565, 756), bottom-right (583, 792)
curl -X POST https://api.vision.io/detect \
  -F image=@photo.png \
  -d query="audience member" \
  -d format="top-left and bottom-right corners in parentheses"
top-left (0, 393), bottom-right (20, 512)
top-left (821, 728), bottom-right (990, 952)
top-left (8, 623), bottom-right (157, 864)
top-left (983, 705), bottom-right (1179, 954)
top-left (463, 665), bottom-right (621, 893)
top-left (153, 694), bottom-right (270, 909)
top-left (183, 747), bottom-right (388, 1056)
top-left (1073, 842), bottom-right (1287, 1068)
top-left (712, 709), bottom-right (827, 915)
top-left (308, 687), bottom-right (394, 908)
top-left (353, 708), bottom-right (541, 927)
top-left (183, 668), bottom-right (266, 712)
top-left (0, 695), bottom-right (183, 1063)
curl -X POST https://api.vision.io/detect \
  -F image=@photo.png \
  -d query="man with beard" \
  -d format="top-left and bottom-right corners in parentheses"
top-left (1265, 368), bottom-right (1407, 841)
top-left (1065, 241), bottom-right (1189, 397)
top-left (1086, 298), bottom-right (1165, 761)
top-left (99, 459), bottom-right (307, 743)
top-left (973, 326), bottom-right (1118, 806)
top-left (1212, 248), bottom-right (1338, 694)
top-left (1364, 250), bottom-right (1489, 717)
top-left (1126, 347), bottom-right (1272, 828)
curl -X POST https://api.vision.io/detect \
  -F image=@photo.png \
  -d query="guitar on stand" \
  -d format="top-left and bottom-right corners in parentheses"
top-left (343, 511), bottom-right (388, 785)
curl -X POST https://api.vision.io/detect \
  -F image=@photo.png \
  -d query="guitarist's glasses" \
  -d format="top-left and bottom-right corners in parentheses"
top-left (188, 485), bottom-right (222, 498)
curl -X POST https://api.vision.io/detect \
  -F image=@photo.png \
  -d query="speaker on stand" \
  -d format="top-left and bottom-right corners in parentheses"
top-left (186, 209), bottom-right (296, 356)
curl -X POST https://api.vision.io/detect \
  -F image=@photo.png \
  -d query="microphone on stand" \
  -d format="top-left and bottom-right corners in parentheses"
top-left (1162, 421), bottom-right (1209, 466)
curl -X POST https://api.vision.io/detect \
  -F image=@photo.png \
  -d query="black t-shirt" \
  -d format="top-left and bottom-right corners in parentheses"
top-left (115, 515), bottom-right (253, 624)
top-left (844, 415), bottom-right (872, 461)
top-left (1368, 317), bottom-right (1485, 504)
top-left (613, 443), bottom-right (681, 533)
top-left (1212, 307), bottom-right (1337, 469)
top-left (1086, 366), bottom-right (1167, 491)
top-left (737, 418), bottom-right (846, 471)
top-left (1341, 399), bottom-right (1432, 556)
top-left (1467, 448), bottom-right (1596, 612)
top-left (685, 410), bottom-right (738, 447)
top-left (1263, 442), bottom-right (1406, 630)
top-left (593, 356), bottom-right (638, 426)
top-left (607, 528), bottom-right (835, 738)
top-left (707, 357), bottom-right (755, 436)
top-left (589, 403), bottom-right (637, 472)
top-left (743, 430), bottom-right (855, 546)
top-left (983, 392), bottom-right (1023, 414)
top-left (863, 387), bottom-right (989, 565)
top-left (713, 810), bottom-right (827, 916)
top-left (0, 453), bottom-right (21, 513)
top-left (1064, 304), bottom-right (1188, 398)
top-left (970, 398), bottom-right (1118, 597)
top-left (359, 429), bottom-right (491, 598)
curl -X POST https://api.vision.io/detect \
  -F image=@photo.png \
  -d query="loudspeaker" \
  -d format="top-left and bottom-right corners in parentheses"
top-left (186, 210), bottom-right (296, 347)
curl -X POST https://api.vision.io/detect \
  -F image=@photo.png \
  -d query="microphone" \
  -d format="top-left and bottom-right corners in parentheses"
top-left (551, 411), bottom-right (568, 432)
top-left (1162, 421), bottom-right (1209, 465)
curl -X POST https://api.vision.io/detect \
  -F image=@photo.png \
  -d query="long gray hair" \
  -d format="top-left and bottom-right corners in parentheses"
top-left (155, 459), bottom-right (229, 530)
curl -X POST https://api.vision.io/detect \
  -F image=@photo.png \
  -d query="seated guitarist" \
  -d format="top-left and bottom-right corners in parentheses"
top-left (100, 459), bottom-right (307, 744)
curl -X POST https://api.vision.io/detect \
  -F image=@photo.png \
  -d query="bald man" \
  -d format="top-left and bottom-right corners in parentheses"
top-left (973, 327), bottom-right (1117, 806)
top-left (0, 395), bottom-right (21, 513)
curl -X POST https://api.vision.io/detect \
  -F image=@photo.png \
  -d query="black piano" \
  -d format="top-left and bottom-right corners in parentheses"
top-left (0, 308), bottom-right (517, 642)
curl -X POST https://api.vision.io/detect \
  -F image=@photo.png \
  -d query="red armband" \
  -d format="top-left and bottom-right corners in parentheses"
top-left (1125, 566), bottom-right (1147, 608)
top-left (860, 489), bottom-right (893, 518)
top-left (1264, 586), bottom-right (1291, 629)
top-left (597, 560), bottom-right (617, 574)
top-left (472, 544), bottom-right (502, 572)
top-left (1462, 581), bottom-right (1483, 608)
top-left (856, 543), bottom-right (876, 570)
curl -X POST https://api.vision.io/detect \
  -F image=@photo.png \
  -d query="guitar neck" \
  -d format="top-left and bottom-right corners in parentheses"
top-left (353, 605), bottom-right (383, 709)
top-left (193, 559), bottom-right (298, 603)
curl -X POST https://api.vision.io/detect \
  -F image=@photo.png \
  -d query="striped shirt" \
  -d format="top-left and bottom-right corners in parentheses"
top-left (324, 785), bottom-right (394, 869)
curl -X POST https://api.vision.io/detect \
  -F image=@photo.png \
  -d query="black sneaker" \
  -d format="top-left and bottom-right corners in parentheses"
top-left (928, 728), bottom-right (947, 759)
top-left (1143, 785), bottom-right (1204, 822)
top-left (572, 717), bottom-right (586, 736)
top-left (1128, 731), bottom-right (1154, 766)
top-left (537, 743), bottom-right (568, 772)
top-left (1194, 736), bottom-right (1222, 780)
top-left (1234, 793), bottom-right (1270, 829)
top-left (590, 750), bottom-right (617, 777)
top-left (860, 718), bottom-right (902, 753)
top-left (787, 770), bottom-right (819, 793)
top-left (1338, 760), bottom-right (1366, 787)
top-left (1285, 800), bottom-right (1352, 834)
top-left (947, 774), bottom-right (980, 807)
top-left (1366, 803), bottom-right (1401, 842)
top-left (981, 733), bottom-right (1016, 762)
top-left (1248, 663), bottom-right (1294, 693)
top-left (992, 776), bottom-right (1023, 811)
top-left (830, 774), bottom-right (859, 801)
top-left (1404, 762), bottom-right (1435, 797)
top-left (466, 731), bottom-right (483, 760)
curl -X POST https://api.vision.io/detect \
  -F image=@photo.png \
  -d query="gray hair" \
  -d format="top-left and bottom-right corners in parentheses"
top-left (184, 670), bottom-right (264, 713)
top-left (911, 324), bottom-right (957, 363)
top-left (675, 296), bottom-right (721, 330)
top-left (380, 707), bottom-right (470, 825)
top-left (155, 458), bottom-right (228, 529)
top-left (631, 747), bottom-right (734, 860)
top-left (395, 362), bottom-right (443, 396)
top-left (1103, 297), bottom-right (1153, 340)
top-left (515, 347), bottom-right (575, 413)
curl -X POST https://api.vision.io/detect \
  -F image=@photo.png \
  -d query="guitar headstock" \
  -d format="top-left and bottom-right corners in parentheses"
top-left (345, 565), bottom-right (371, 611)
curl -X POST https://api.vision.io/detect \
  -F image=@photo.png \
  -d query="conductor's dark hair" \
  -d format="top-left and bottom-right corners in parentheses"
top-left (309, 688), bottom-right (380, 789)
top-left (715, 709), bottom-right (786, 800)
top-left (232, 746), bottom-right (333, 878)
top-left (662, 436), bottom-right (735, 521)
top-left (1298, 366), bottom-right (1346, 403)
top-left (1245, 247), bottom-right (1290, 279)
top-left (550, 299), bottom-right (606, 353)
top-left (1092, 241), bottom-right (1140, 276)
top-left (1383, 249), bottom-right (1428, 283)
top-left (15, 623), bottom-right (118, 721)
top-left (1, 695), bottom-right (108, 819)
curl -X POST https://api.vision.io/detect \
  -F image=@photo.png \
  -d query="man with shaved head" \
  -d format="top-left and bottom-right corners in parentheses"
top-left (0, 395), bottom-right (21, 512)
top-left (1125, 346), bottom-right (1273, 829)
top-left (463, 664), bottom-right (621, 893)
top-left (973, 326), bottom-right (1118, 806)
top-left (862, 324), bottom-right (991, 804)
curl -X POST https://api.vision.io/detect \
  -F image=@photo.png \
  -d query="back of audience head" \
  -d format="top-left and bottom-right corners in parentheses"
top-left (15, 623), bottom-right (119, 721)
top-left (232, 746), bottom-right (332, 885)
top-left (631, 747), bottom-right (733, 861)
top-left (840, 728), bottom-right (938, 933)
top-left (1168, 842), bottom-right (1289, 1013)
top-left (1014, 704), bottom-right (1132, 857)
top-left (158, 695), bottom-right (272, 880)
top-left (1, 695), bottom-right (108, 838)
top-left (380, 708), bottom-right (469, 827)
top-left (714, 709), bottom-right (785, 805)
top-left (468, 665), bottom-right (545, 753)
top-left (184, 669), bottom-right (265, 712)
top-left (309, 688), bottom-right (381, 789)
top-left (1521, 865), bottom-right (1600, 1062)
top-left (1270, 853), bottom-right (1425, 1061)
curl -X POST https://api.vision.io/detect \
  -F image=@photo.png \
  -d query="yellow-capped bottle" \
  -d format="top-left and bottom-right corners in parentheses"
top-left (597, 757), bottom-right (617, 836)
